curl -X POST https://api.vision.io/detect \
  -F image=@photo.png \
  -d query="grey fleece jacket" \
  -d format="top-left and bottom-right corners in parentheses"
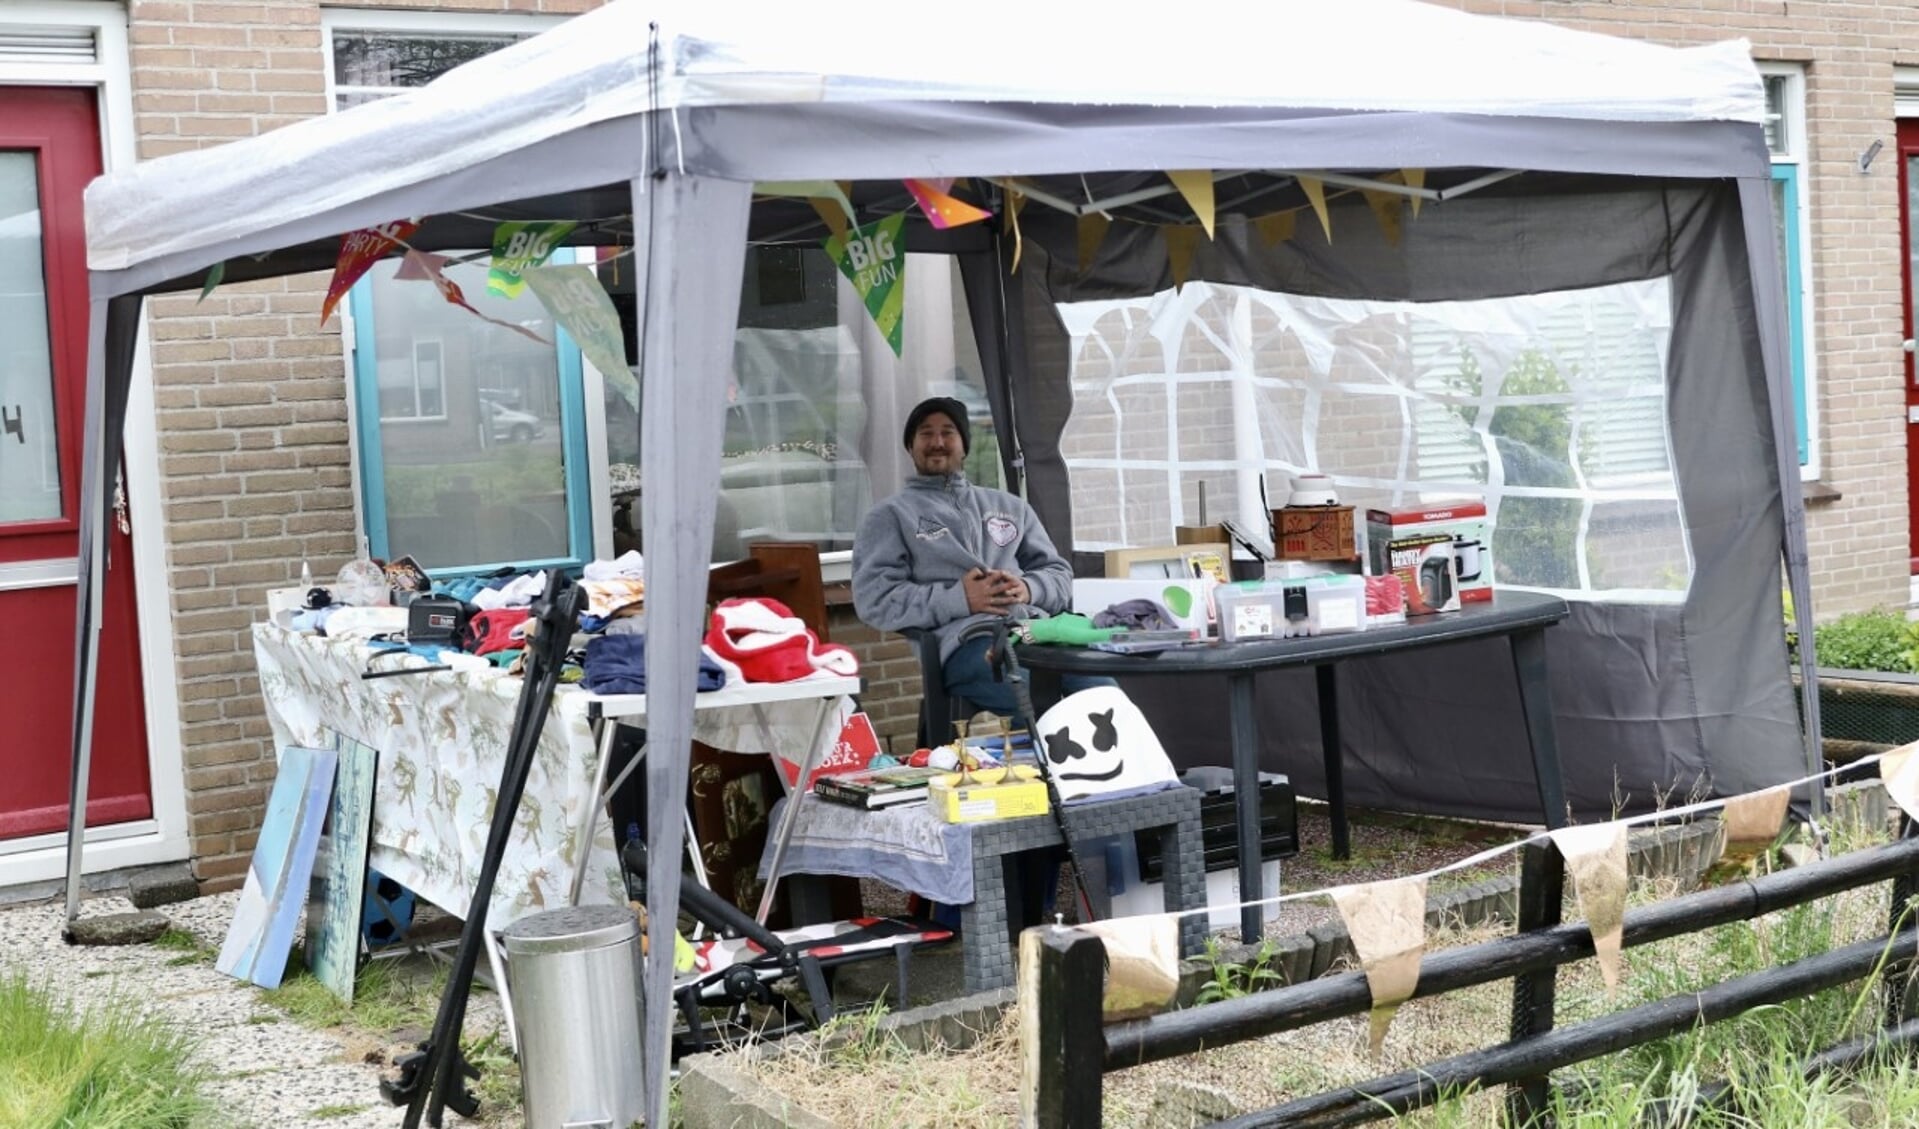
top-left (852, 472), bottom-right (1073, 663)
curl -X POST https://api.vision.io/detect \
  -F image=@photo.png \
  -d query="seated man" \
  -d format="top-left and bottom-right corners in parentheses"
top-left (853, 396), bottom-right (1108, 724)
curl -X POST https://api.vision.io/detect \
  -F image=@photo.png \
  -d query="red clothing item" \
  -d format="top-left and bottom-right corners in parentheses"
top-left (465, 608), bottom-right (532, 655)
top-left (704, 597), bottom-right (858, 683)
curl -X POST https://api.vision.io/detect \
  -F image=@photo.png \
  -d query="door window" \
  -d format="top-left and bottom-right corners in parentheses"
top-left (0, 151), bottom-right (61, 524)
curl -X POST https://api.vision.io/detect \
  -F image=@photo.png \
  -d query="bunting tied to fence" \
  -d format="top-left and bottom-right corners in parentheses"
top-left (1079, 914), bottom-right (1180, 1021)
top-left (1879, 741), bottom-right (1919, 821)
top-left (1701, 783), bottom-right (1792, 885)
top-left (1547, 821), bottom-right (1629, 993)
top-left (1329, 875), bottom-right (1427, 1055)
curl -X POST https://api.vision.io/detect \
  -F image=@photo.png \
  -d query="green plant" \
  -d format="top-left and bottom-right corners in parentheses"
top-left (0, 971), bottom-right (213, 1128)
top-left (1194, 936), bottom-right (1286, 1004)
top-left (1808, 608), bottom-right (1915, 674)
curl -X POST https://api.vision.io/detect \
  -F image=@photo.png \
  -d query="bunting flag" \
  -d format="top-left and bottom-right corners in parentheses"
top-left (1004, 188), bottom-right (1027, 274)
top-left (1881, 742), bottom-right (1919, 823)
top-left (1081, 915), bottom-right (1180, 1020)
top-left (810, 197), bottom-right (850, 242)
top-left (197, 260), bottom-right (225, 304)
top-left (320, 219), bottom-right (419, 325)
top-left (522, 264), bottom-right (637, 409)
top-left (1330, 875), bottom-right (1427, 1055)
top-left (1254, 211), bottom-right (1296, 248)
top-left (1076, 213), bottom-right (1110, 275)
top-left (904, 178), bottom-right (993, 229)
top-left (1164, 225), bottom-right (1200, 291)
top-left (1298, 177), bottom-right (1332, 243)
top-left (1359, 189), bottom-right (1404, 247)
top-left (1402, 168), bottom-right (1427, 218)
top-left (487, 220), bottom-right (577, 298)
top-left (1704, 784), bottom-right (1792, 884)
top-left (1548, 822), bottom-right (1630, 993)
top-left (393, 250), bottom-right (551, 346)
top-left (1167, 170), bottom-right (1216, 239)
top-left (825, 213), bottom-right (907, 356)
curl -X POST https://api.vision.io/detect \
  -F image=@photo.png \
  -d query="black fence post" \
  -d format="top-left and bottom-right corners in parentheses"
top-left (1887, 813), bottom-right (1919, 1029)
top-left (1506, 838), bottom-right (1565, 1127)
top-left (1019, 925), bottom-right (1105, 1129)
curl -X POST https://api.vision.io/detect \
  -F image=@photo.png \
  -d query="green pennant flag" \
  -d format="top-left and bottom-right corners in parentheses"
top-left (521, 264), bottom-right (638, 410)
top-left (825, 213), bottom-right (906, 356)
top-left (488, 220), bottom-right (578, 298)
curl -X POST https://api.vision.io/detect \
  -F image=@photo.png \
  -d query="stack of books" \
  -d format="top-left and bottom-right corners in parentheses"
top-left (813, 765), bottom-right (948, 810)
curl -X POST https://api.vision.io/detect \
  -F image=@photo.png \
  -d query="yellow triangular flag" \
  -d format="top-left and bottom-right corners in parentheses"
top-left (1081, 914), bottom-right (1180, 1021)
top-left (1360, 189), bottom-right (1403, 247)
top-left (1723, 784), bottom-right (1791, 849)
top-left (1549, 823), bottom-right (1630, 994)
top-left (809, 197), bottom-right (849, 242)
top-left (1004, 189), bottom-right (1026, 274)
top-left (1703, 784), bottom-right (1792, 884)
top-left (1253, 211), bottom-right (1296, 248)
top-left (1077, 213), bottom-right (1110, 275)
top-left (1330, 876), bottom-right (1427, 1056)
top-left (1168, 170), bottom-right (1216, 240)
top-left (1882, 742), bottom-right (1919, 823)
top-left (1298, 176), bottom-right (1332, 243)
top-left (1401, 169), bottom-right (1426, 219)
top-left (1164, 225), bottom-right (1200, 291)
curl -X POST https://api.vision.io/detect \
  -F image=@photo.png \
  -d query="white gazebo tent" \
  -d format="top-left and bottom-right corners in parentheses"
top-left (68, 2), bottom-right (1813, 1121)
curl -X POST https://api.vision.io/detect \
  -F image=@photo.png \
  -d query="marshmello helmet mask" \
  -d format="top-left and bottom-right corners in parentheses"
top-left (1032, 686), bottom-right (1179, 800)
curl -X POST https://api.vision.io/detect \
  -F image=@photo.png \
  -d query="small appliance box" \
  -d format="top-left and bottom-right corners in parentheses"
top-left (1365, 500), bottom-right (1492, 609)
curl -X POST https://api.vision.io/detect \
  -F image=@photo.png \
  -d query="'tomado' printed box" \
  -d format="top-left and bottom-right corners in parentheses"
top-left (1365, 500), bottom-right (1492, 607)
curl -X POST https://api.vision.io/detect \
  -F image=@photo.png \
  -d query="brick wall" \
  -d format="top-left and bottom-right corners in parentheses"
top-left (130, 0), bottom-right (599, 890)
top-left (136, 0), bottom-right (1917, 890)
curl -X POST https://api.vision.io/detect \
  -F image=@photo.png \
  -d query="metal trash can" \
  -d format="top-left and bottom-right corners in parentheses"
top-left (501, 904), bottom-right (646, 1129)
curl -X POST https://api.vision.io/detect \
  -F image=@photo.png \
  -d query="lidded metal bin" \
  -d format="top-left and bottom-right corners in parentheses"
top-left (501, 904), bottom-right (646, 1129)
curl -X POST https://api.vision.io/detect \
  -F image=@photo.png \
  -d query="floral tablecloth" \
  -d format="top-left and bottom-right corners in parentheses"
top-left (251, 623), bottom-right (852, 930)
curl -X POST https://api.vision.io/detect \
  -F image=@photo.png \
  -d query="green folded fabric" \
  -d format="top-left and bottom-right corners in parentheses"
top-left (1014, 612), bottom-right (1119, 646)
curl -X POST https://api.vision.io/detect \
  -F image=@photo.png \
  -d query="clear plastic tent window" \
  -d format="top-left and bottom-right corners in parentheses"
top-left (1058, 278), bottom-right (1690, 603)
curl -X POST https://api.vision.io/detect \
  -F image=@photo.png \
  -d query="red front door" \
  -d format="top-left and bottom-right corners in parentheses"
top-left (1902, 119), bottom-right (1919, 573)
top-left (0, 86), bottom-right (152, 842)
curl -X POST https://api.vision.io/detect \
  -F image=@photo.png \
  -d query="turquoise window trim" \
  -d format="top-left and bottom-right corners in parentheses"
top-left (1773, 164), bottom-right (1810, 466)
top-left (348, 248), bottom-right (593, 578)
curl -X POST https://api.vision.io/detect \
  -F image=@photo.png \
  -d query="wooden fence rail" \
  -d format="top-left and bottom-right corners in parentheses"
top-left (1021, 823), bottom-right (1919, 1128)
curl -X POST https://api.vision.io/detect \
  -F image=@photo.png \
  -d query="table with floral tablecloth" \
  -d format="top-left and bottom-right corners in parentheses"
top-left (250, 622), bottom-right (854, 930)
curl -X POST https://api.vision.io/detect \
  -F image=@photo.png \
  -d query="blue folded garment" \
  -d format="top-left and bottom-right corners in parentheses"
top-left (583, 634), bottom-right (725, 695)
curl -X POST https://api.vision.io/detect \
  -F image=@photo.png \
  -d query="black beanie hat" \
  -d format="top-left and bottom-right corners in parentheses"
top-left (903, 396), bottom-right (971, 456)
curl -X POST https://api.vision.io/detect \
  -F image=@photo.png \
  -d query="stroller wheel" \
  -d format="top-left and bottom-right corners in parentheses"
top-left (722, 964), bottom-right (760, 1003)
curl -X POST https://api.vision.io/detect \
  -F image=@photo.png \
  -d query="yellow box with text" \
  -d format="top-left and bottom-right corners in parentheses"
top-left (928, 767), bottom-right (1051, 824)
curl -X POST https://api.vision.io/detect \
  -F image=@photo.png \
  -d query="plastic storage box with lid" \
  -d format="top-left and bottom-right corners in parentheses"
top-left (1212, 575), bottom-right (1366, 642)
top-left (1091, 768), bottom-right (1299, 931)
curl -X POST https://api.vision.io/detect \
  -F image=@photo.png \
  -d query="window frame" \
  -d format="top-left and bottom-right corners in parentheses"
top-left (322, 8), bottom-right (601, 576)
top-left (1759, 62), bottom-right (1819, 479)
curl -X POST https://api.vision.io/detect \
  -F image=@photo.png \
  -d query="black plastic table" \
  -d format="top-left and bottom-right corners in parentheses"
top-left (1017, 590), bottom-right (1571, 940)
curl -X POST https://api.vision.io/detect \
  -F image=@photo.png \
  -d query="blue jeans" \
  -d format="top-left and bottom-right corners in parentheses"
top-left (941, 635), bottom-right (1115, 724)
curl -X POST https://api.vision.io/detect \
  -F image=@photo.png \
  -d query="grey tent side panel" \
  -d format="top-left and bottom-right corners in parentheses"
top-left (1022, 180), bottom-right (1799, 819)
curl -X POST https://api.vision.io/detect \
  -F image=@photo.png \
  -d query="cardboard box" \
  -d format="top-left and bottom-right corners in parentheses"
top-left (1365, 500), bottom-right (1492, 606)
top-left (1103, 543), bottom-right (1230, 584)
top-left (928, 768), bottom-right (1051, 824)
top-left (1273, 505), bottom-right (1358, 562)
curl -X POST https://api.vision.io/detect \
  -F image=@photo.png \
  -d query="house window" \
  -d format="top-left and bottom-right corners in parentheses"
top-left (1762, 65), bottom-right (1817, 473)
top-left (323, 11), bottom-right (580, 574)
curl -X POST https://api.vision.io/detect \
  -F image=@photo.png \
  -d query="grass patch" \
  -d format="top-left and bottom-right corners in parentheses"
top-left (0, 970), bottom-right (213, 1129)
top-left (307, 1104), bottom-right (365, 1120)
top-left (262, 948), bottom-right (448, 1034)
top-left (153, 928), bottom-right (210, 954)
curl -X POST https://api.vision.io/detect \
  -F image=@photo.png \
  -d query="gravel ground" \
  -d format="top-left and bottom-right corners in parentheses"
top-left (0, 890), bottom-right (512, 1129)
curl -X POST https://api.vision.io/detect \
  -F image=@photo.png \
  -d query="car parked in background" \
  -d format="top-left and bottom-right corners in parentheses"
top-left (483, 397), bottom-right (545, 443)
